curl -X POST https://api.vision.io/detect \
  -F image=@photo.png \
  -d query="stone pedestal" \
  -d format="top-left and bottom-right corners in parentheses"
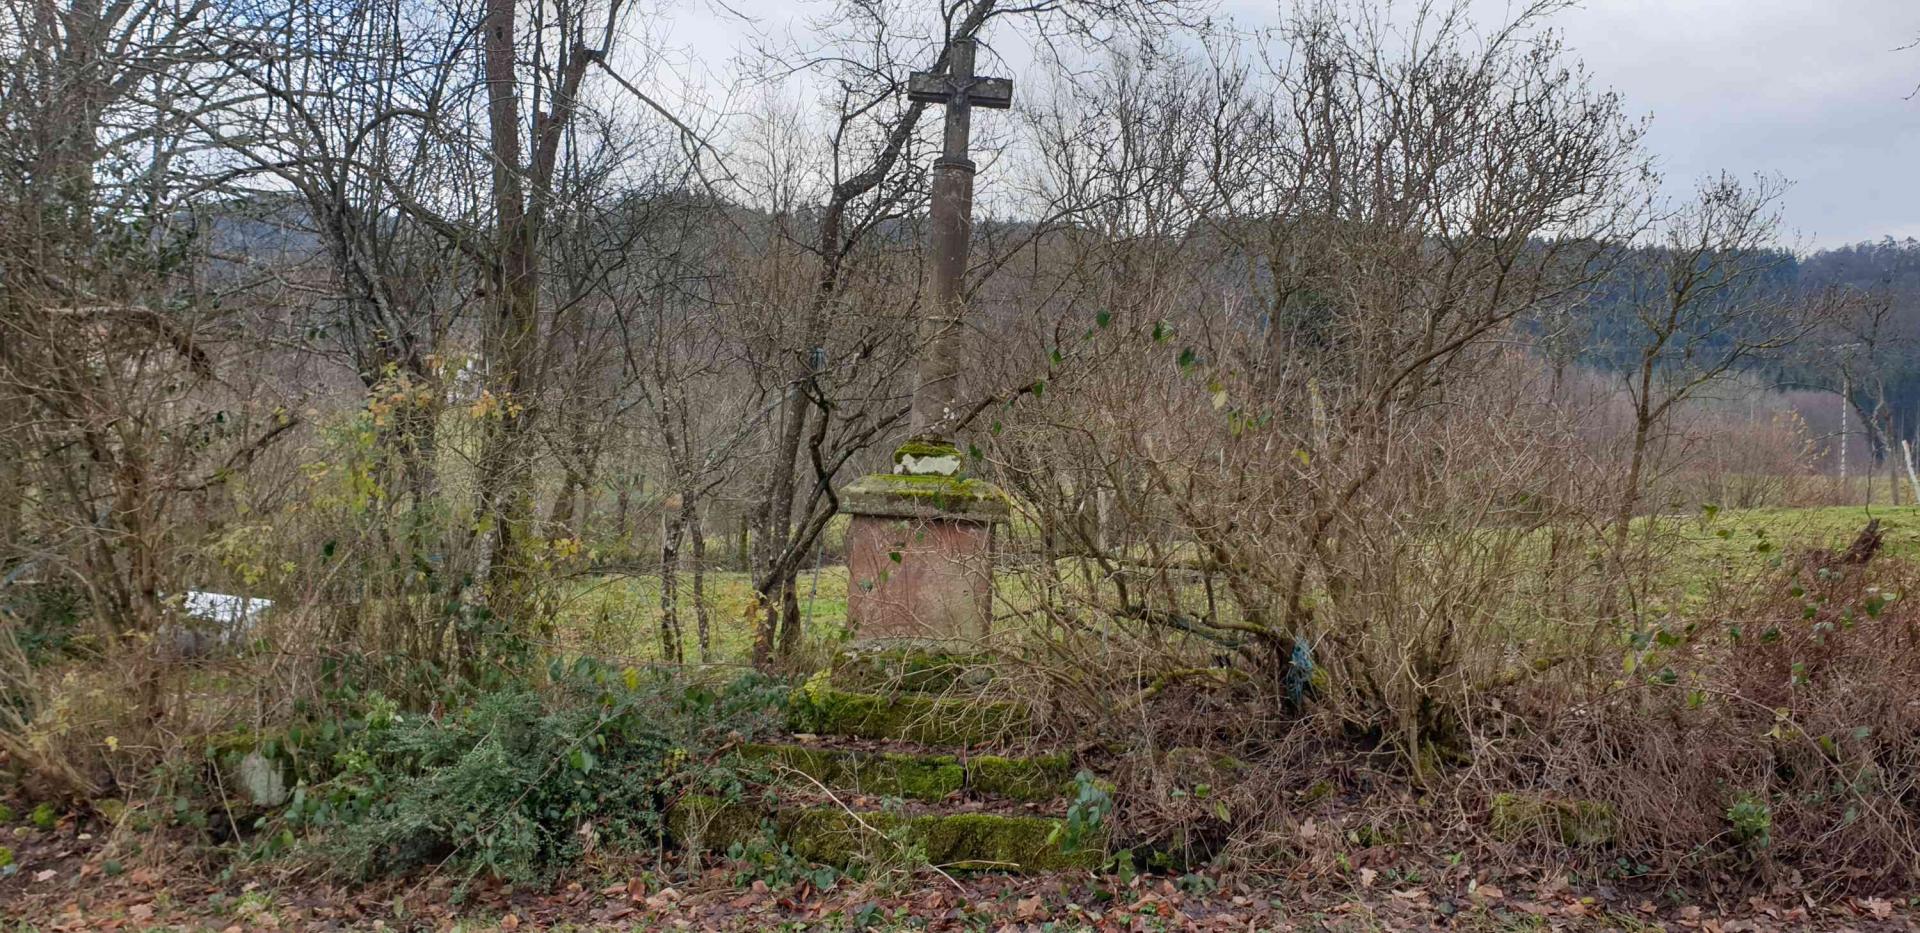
top-left (841, 469), bottom-right (1008, 640)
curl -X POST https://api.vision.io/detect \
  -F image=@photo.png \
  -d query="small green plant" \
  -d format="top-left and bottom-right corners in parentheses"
top-left (1727, 793), bottom-right (1772, 849)
top-left (1049, 770), bottom-right (1112, 854)
top-left (727, 830), bottom-right (839, 892)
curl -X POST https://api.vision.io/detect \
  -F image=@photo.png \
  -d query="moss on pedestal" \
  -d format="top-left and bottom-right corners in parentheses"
top-left (892, 440), bottom-right (963, 465)
top-left (839, 473), bottom-right (1010, 523)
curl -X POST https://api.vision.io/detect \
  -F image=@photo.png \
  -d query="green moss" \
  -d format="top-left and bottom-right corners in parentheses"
top-left (92, 798), bottom-right (126, 826)
top-left (672, 798), bottom-right (1098, 874)
top-left (204, 728), bottom-right (260, 758)
top-left (1489, 792), bottom-right (1617, 847)
top-left (0, 845), bottom-right (11, 870)
top-left (745, 743), bottom-right (966, 801)
top-left (745, 743), bottom-right (1070, 802)
top-left (831, 645), bottom-right (993, 693)
top-left (863, 472), bottom-right (995, 498)
top-left (0, 804), bottom-right (12, 825)
top-left (1351, 822), bottom-right (1409, 847)
top-left (839, 473), bottom-right (1010, 522)
top-left (893, 440), bottom-right (962, 463)
top-left (912, 812), bottom-right (1102, 872)
top-left (28, 802), bottom-right (56, 830)
top-left (668, 794), bottom-right (766, 853)
top-left (782, 807), bottom-right (910, 866)
top-left (788, 677), bottom-right (1032, 746)
top-left (969, 753), bottom-right (1072, 800)
top-left (1299, 780), bottom-right (1337, 805)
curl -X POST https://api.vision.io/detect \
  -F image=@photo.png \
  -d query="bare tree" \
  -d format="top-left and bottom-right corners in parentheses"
top-left (1600, 176), bottom-right (1830, 570)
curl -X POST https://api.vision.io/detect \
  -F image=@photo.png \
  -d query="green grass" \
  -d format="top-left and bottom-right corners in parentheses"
top-left (536, 504), bottom-right (1920, 667)
top-left (1651, 504), bottom-right (1920, 606)
top-left (1672, 504), bottom-right (1920, 559)
top-left (552, 567), bottom-right (851, 664)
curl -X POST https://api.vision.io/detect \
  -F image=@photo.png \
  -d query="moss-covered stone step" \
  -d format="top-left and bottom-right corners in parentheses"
top-left (788, 674), bottom-right (1033, 745)
top-left (670, 794), bottom-right (1103, 873)
top-left (829, 642), bottom-right (995, 694)
top-left (743, 742), bottom-right (1071, 802)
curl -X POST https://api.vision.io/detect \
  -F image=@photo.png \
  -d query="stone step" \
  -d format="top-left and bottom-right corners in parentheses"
top-left (828, 642), bottom-right (995, 694)
top-left (742, 741), bottom-right (1072, 803)
top-left (787, 675), bottom-right (1034, 746)
top-left (669, 794), bottom-right (1104, 874)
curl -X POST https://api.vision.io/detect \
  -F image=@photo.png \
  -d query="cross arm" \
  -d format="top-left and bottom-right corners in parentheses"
top-left (907, 73), bottom-right (1013, 109)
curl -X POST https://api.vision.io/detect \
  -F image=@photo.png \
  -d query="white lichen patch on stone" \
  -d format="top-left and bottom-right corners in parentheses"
top-left (238, 750), bottom-right (290, 807)
top-left (897, 452), bottom-right (962, 476)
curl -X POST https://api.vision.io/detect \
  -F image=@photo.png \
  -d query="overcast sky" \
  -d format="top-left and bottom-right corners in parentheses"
top-left (661, 0), bottom-right (1920, 251)
top-left (1508, 0), bottom-right (1920, 250)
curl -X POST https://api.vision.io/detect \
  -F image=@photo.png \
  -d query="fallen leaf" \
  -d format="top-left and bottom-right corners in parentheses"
top-left (33, 869), bottom-right (56, 883)
top-left (498, 913), bottom-right (520, 930)
top-left (1474, 885), bottom-right (1504, 901)
top-left (1357, 868), bottom-right (1378, 888)
top-left (1016, 895), bottom-right (1046, 920)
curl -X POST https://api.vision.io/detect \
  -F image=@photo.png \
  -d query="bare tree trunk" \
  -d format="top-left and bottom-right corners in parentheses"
top-left (615, 480), bottom-right (632, 549)
top-left (549, 468), bottom-right (582, 536)
top-left (690, 496), bottom-right (711, 662)
top-left (472, 0), bottom-right (543, 654)
top-left (659, 497), bottom-right (685, 662)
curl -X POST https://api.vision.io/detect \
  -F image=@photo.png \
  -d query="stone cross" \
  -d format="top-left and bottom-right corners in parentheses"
top-left (837, 36), bottom-right (1014, 641)
top-left (903, 36), bottom-right (1011, 453)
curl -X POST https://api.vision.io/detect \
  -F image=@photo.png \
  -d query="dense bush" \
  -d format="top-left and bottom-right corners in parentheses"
top-left (1475, 554), bottom-right (1920, 889)
top-left (288, 661), bottom-right (787, 882)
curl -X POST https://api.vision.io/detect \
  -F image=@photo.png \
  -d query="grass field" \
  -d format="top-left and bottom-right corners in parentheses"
top-left (1671, 503), bottom-right (1920, 558)
top-left (1654, 504), bottom-right (1920, 603)
top-left (542, 505), bottom-right (1920, 665)
top-left (552, 566), bottom-right (853, 663)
